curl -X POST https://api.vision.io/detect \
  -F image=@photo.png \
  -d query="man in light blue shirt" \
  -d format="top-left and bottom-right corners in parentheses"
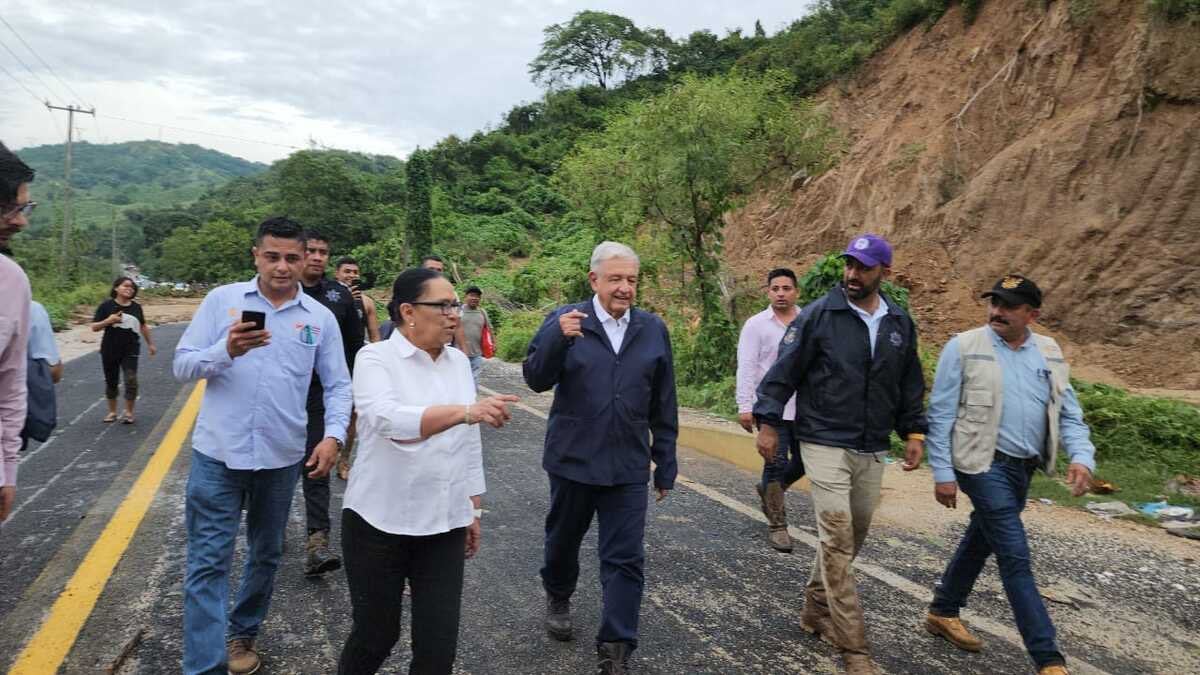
top-left (922, 275), bottom-right (1095, 675)
top-left (19, 301), bottom-right (62, 451)
top-left (173, 217), bottom-right (351, 675)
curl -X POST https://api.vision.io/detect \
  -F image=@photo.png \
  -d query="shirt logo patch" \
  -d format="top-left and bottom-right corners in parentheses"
top-left (325, 289), bottom-right (342, 303)
top-left (783, 326), bottom-right (798, 345)
top-left (854, 237), bottom-right (870, 250)
top-left (889, 331), bottom-right (902, 348)
top-left (295, 323), bottom-right (321, 345)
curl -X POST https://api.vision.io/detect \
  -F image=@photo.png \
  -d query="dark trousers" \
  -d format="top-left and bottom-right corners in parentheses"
top-left (101, 349), bottom-right (138, 401)
top-left (929, 454), bottom-right (1065, 669)
top-left (541, 473), bottom-right (648, 648)
top-left (302, 401), bottom-right (330, 533)
top-left (338, 509), bottom-right (466, 675)
top-left (760, 422), bottom-right (805, 489)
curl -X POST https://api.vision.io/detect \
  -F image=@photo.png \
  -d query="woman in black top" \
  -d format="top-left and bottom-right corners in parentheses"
top-left (90, 277), bottom-right (156, 423)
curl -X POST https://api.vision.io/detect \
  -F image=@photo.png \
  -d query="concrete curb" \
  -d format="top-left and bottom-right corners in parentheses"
top-left (678, 423), bottom-right (810, 491)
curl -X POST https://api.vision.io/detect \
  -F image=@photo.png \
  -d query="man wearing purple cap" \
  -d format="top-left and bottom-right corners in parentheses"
top-left (922, 275), bottom-right (1095, 675)
top-left (753, 233), bottom-right (926, 674)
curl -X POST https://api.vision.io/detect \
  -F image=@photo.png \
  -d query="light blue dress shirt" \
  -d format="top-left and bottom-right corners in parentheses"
top-left (27, 301), bottom-right (60, 364)
top-left (173, 278), bottom-right (352, 470)
top-left (926, 327), bottom-right (1096, 484)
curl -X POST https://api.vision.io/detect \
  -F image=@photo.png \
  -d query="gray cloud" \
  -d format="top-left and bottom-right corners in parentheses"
top-left (2, 1), bottom-right (814, 162)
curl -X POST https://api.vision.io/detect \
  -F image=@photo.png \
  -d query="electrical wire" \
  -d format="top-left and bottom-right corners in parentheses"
top-left (97, 112), bottom-right (302, 150)
top-left (0, 60), bottom-right (46, 105)
top-left (0, 35), bottom-right (61, 102)
top-left (0, 13), bottom-right (89, 106)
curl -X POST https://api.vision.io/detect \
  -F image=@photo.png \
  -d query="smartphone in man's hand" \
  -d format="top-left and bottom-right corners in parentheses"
top-left (241, 310), bottom-right (266, 332)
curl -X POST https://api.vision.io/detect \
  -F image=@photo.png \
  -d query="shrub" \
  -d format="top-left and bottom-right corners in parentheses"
top-left (495, 309), bottom-right (547, 362)
top-left (1149, 0), bottom-right (1200, 22)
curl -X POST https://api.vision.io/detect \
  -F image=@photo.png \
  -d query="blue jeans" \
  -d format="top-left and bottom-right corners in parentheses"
top-left (468, 355), bottom-right (483, 382)
top-left (760, 423), bottom-right (804, 489)
top-left (542, 474), bottom-right (648, 648)
top-left (183, 450), bottom-right (301, 675)
top-left (929, 455), bottom-right (1065, 669)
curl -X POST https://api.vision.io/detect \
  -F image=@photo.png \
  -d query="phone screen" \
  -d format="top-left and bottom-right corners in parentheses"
top-left (241, 310), bottom-right (266, 331)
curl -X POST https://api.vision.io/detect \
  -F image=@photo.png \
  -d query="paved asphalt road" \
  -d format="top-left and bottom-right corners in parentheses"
top-left (1, 334), bottom-right (1197, 674)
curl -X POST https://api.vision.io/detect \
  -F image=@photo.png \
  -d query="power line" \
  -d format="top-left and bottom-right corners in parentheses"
top-left (0, 12), bottom-right (89, 106)
top-left (0, 60), bottom-right (46, 105)
top-left (97, 112), bottom-right (302, 150)
top-left (0, 35), bottom-right (61, 102)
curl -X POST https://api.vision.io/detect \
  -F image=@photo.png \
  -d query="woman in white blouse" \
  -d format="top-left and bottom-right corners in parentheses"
top-left (339, 267), bottom-right (518, 675)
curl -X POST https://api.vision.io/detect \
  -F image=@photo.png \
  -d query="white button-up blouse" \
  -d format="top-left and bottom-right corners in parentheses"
top-left (344, 330), bottom-right (485, 536)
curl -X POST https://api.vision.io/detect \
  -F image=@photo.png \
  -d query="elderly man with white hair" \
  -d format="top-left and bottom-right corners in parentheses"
top-left (523, 241), bottom-right (679, 675)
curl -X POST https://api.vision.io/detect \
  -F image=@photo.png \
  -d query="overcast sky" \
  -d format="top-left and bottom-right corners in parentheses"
top-left (0, 2), bottom-right (816, 165)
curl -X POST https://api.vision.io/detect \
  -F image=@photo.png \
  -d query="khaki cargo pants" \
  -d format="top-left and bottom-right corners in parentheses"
top-left (800, 442), bottom-right (886, 656)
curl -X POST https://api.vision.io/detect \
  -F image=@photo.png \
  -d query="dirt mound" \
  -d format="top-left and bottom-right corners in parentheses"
top-left (724, 0), bottom-right (1200, 389)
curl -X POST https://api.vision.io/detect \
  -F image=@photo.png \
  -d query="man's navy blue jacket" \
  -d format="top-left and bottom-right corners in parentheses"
top-left (523, 301), bottom-right (679, 489)
top-left (754, 285), bottom-right (927, 453)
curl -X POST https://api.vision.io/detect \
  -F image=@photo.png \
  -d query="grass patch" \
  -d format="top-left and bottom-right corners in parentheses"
top-left (677, 375), bottom-right (738, 421)
top-left (495, 309), bottom-right (546, 363)
top-left (34, 282), bottom-right (110, 331)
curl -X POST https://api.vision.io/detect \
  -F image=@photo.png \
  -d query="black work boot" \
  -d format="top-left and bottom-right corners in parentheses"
top-left (545, 595), bottom-right (573, 641)
top-left (596, 641), bottom-right (631, 674)
top-left (304, 529), bottom-right (341, 577)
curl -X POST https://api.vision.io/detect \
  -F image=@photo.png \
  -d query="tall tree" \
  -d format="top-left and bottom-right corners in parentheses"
top-left (529, 11), bottom-right (661, 89)
top-left (405, 149), bottom-right (433, 264)
top-left (558, 72), bottom-right (842, 382)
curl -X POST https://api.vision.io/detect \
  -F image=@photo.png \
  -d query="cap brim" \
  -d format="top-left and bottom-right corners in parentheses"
top-left (840, 251), bottom-right (885, 268)
top-left (982, 290), bottom-right (1039, 308)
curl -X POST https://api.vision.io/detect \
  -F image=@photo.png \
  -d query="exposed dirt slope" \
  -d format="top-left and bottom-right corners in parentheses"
top-left (724, 0), bottom-right (1200, 389)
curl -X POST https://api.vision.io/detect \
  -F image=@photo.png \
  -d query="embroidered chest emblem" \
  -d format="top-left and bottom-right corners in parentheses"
top-left (325, 289), bottom-right (342, 303)
top-left (783, 326), bottom-right (798, 345)
top-left (889, 331), bottom-right (903, 348)
top-left (295, 322), bottom-right (321, 345)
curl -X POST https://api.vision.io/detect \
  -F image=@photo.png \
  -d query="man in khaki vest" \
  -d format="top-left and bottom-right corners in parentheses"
top-left (922, 275), bottom-right (1096, 675)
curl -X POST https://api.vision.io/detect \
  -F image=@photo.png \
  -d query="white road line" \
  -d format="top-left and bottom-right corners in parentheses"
top-left (479, 385), bottom-right (1111, 675)
top-left (19, 398), bottom-right (105, 465)
top-left (6, 426), bottom-right (111, 524)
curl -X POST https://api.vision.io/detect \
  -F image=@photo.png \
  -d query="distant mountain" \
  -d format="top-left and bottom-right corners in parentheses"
top-left (20, 140), bottom-right (267, 236)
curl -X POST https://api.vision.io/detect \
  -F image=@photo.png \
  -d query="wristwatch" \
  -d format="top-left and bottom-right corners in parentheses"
top-left (331, 437), bottom-right (345, 452)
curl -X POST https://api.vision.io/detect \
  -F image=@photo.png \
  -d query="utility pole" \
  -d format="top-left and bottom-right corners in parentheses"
top-left (45, 103), bottom-right (96, 275)
top-left (111, 207), bottom-right (119, 278)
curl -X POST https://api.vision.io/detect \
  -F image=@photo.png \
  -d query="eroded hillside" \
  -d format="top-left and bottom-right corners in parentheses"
top-left (725, 0), bottom-right (1200, 389)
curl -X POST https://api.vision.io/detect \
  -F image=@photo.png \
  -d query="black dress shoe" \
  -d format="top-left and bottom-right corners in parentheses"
top-left (597, 641), bottom-right (631, 674)
top-left (545, 596), bottom-right (572, 641)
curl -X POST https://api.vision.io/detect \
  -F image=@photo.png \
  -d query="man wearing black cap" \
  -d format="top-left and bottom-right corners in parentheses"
top-left (754, 234), bottom-right (927, 674)
top-left (922, 275), bottom-right (1095, 675)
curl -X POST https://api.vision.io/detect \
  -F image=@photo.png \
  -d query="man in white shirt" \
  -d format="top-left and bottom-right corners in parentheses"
top-left (524, 242), bottom-right (679, 675)
top-left (735, 268), bottom-right (801, 552)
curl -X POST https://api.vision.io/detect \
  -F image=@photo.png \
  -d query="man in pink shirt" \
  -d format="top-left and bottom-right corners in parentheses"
top-left (736, 267), bottom-right (801, 552)
top-left (0, 142), bottom-right (34, 522)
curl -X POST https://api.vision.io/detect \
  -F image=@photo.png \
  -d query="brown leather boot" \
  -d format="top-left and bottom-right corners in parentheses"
top-left (1037, 666), bottom-right (1069, 675)
top-left (799, 590), bottom-right (836, 647)
top-left (841, 652), bottom-right (881, 675)
top-left (304, 529), bottom-right (341, 577)
top-left (226, 638), bottom-right (261, 674)
top-left (925, 613), bottom-right (983, 652)
top-left (764, 482), bottom-right (793, 552)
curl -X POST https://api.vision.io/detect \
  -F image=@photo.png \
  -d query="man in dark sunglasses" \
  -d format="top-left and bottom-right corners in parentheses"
top-left (0, 141), bottom-right (34, 522)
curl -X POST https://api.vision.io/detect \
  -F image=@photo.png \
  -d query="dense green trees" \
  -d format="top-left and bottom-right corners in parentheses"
top-left (559, 72), bottom-right (842, 382)
top-left (528, 11), bottom-right (667, 89)
top-left (404, 149), bottom-right (432, 264)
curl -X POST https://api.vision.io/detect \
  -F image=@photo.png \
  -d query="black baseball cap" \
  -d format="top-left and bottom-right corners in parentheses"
top-left (982, 275), bottom-right (1042, 308)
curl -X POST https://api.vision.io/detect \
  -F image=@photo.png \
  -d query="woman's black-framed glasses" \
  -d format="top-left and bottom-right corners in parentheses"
top-left (2, 201), bottom-right (36, 219)
top-left (410, 301), bottom-right (463, 316)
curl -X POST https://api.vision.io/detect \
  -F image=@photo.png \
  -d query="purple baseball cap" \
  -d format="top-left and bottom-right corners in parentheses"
top-left (840, 234), bottom-right (893, 268)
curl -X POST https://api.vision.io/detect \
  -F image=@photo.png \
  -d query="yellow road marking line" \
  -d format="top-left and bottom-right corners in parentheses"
top-left (9, 381), bottom-right (205, 675)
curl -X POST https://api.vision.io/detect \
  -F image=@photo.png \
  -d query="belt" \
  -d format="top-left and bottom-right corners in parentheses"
top-left (993, 451), bottom-right (1041, 468)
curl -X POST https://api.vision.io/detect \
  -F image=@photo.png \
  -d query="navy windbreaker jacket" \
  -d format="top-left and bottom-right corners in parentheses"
top-left (523, 301), bottom-right (679, 489)
top-left (754, 285), bottom-right (927, 453)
